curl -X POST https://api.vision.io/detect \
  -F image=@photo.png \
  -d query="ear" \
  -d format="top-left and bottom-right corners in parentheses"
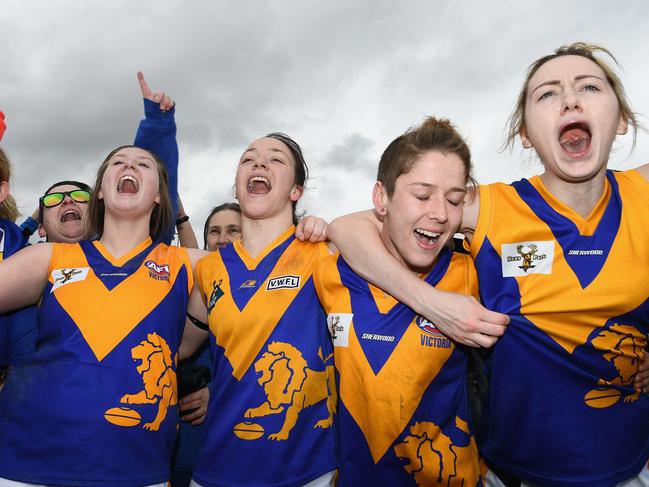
top-left (372, 181), bottom-right (388, 217)
top-left (0, 181), bottom-right (8, 204)
top-left (154, 192), bottom-right (160, 204)
top-left (38, 224), bottom-right (48, 238)
top-left (519, 126), bottom-right (533, 149)
top-left (616, 114), bottom-right (628, 136)
top-left (97, 188), bottom-right (104, 200)
top-left (289, 185), bottom-right (303, 203)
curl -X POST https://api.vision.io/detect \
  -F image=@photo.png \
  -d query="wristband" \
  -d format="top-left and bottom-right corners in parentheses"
top-left (176, 215), bottom-right (189, 226)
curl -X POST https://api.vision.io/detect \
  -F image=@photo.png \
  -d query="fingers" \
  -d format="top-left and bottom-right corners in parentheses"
top-left (295, 216), bottom-right (328, 242)
top-left (159, 94), bottom-right (175, 111)
top-left (307, 218), bottom-right (327, 242)
top-left (138, 71), bottom-right (175, 111)
top-left (137, 71), bottom-right (152, 99)
top-left (480, 308), bottom-right (510, 326)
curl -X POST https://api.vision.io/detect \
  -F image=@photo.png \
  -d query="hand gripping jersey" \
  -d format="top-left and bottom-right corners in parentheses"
top-left (314, 248), bottom-right (483, 487)
top-left (0, 238), bottom-right (193, 487)
top-left (470, 170), bottom-right (649, 487)
top-left (193, 226), bottom-right (336, 487)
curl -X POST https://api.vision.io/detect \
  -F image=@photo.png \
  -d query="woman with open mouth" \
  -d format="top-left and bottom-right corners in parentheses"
top-left (183, 133), bottom-right (336, 487)
top-left (328, 42), bottom-right (649, 487)
top-left (0, 143), bottom-right (206, 487)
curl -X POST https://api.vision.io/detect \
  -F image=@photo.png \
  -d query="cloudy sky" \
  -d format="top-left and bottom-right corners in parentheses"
top-left (2, 1), bottom-right (648, 237)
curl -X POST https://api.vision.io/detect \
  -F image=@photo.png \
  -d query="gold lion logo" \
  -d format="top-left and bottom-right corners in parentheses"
top-left (120, 332), bottom-right (177, 431)
top-left (585, 324), bottom-right (644, 408)
top-left (393, 419), bottom-right (480, 486)
top-left (243, 342), bottom-right (336, 441)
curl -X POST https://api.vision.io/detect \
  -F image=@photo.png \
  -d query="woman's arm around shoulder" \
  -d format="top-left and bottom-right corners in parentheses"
top-left (327, 208), bottom-right (508, 348)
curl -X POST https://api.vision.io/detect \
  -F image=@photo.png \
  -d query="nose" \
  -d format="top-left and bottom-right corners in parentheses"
top-left (252, 158), bottom-right (268, 170)
top-left (61, 194), bottom-right (75, 206)
top-left (426, 196), bottom-right (448, 223)
top-left (561, 89), bottom-right (582, 115)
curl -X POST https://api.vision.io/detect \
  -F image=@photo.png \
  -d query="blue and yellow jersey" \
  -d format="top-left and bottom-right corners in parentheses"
top-left (314, 248), bottom-right (483, 487)
top-left (193, 226), bottom-right (337, 487)
top-left (470, 170), bottom-right (649, 487)
top-left (0, 238), bottom-right (193, 487)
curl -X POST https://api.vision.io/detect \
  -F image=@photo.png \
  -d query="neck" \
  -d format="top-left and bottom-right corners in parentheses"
top-left (99, 212), bottom-right (152, 259)
top-left (240, 213), bottom-right (293, 258)
top-left (540, 170), bottom-right (607, 218)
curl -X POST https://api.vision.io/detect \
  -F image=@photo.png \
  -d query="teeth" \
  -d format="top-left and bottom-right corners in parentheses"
top-left (247, 175), bottom-right (271, 190)
top-left (60, 210), bottom-right (80, 222)
top-left (415, 229), bottom-right (440, 238)
top-left (117, 175), bottom-right (139, 192)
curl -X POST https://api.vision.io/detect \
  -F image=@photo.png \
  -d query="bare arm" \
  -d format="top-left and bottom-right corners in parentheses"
top-left (179, 248), bottom-right (210, 359)
top-left (176, 197), bottom-right (199, 249)
top-left (327, 209), bottom-right (508, 347)
top-left (0, 244), bottom-right (52, 313)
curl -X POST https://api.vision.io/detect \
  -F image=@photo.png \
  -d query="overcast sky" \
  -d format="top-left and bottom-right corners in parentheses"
top-left (2, 1), bottom-right (648, 237)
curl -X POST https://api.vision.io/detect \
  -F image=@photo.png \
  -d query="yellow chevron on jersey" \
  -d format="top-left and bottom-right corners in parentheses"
top-left (315, 250), bottom-right (478, 466)
top-left (471, 169), bottom-right (649, 486)
top-left (472, 171), bottom-right (649, 355)
top-left (195, 226), bottom-right (329, 381)
top-left (49, 238), bottom-right (193, 361)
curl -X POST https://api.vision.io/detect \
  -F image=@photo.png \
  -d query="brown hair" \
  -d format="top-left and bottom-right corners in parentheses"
top-left (87, 145), bottom-right (173, 241)
top-left (377, 116), bottom-right (475, 197)
top-left (504, 42), bottom-right (640, 151)
top-left (0, 147), bottom-right (18, 222)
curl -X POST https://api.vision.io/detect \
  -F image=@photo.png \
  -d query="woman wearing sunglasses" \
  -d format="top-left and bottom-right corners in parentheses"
top-left (37, 181), bottom-right (93, 243)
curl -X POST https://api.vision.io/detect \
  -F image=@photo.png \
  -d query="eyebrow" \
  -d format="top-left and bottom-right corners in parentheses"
top-left (242, 147), bottom-right (288, 157)
top-left (410, 182), bottom-right (467, 194)
top-left (530, 74), bottom-right (606, 96)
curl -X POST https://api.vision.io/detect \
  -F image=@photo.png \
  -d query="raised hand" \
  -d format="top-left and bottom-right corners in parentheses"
top-left (137, 71), bottom-right (174, 112)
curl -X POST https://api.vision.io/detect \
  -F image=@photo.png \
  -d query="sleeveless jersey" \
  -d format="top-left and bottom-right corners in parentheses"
top-left (0, 238), bottom-right (193, 487)
top-left (192, 226), bottom-right (337, 487)
top-left (470, 170), bottom-right (649, 487)
top-left (314, 248), bottom-right (483, 487)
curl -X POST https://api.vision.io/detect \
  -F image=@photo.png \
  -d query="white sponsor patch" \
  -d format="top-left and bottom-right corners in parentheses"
top-left (327, 313), bottom-right (353, 347)
top-left (501, 241), bottom-right (554, 277)
top-left (0, 228), bottom-right (5, 253)
top-left (51, 267), bottom-right (90, 292)
top-left (266, 275), bottom-right (300, 291)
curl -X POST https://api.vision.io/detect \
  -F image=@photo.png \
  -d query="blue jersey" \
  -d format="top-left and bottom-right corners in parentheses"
top-left (470, 170), bottom-right (649, 486)
top-left (0, 238), bottom-right (192, 486)
top-left (193, 226), bottom-right (337, 487)
top-left (315, 250), bottom-right (483, 486)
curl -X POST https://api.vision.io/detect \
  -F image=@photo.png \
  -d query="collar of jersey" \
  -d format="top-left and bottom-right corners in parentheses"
top-left (92, 237), bottom-right (153, 267)
top-left (233, 225), bottom-right (295, 270)
top-left (529, 174), bottom-right (611, 236)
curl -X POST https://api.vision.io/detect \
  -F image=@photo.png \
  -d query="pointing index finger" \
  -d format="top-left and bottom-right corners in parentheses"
top-left (137, 71), bottom-right (152, 99)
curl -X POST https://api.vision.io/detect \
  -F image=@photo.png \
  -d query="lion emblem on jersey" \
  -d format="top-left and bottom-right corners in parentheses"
top-left (243, 342), bottom-right (336, 441)
top-left (585, 324), bottom-right (644, 408)
top-left (120, 332), bottom-right (177, 431)
top-left (393, 418), bottom-right (480, 486)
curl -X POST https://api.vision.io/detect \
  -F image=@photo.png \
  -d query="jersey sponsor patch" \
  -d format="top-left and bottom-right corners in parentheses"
top-left (501, 241), bottom-right (554, 277)
top-left (327, 313), bottom-right (353, 347)
top-left (239, 279), bottom-right (257, 289)
top-left (51, 267), bottom-right (90, 292)
top-left (145, 260), bottom-right (170, 281)
top-left (266, 275), bottom-right (300, 291)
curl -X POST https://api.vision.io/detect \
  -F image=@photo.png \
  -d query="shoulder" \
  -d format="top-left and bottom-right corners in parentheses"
top-left (632, 163), bottom-right (649, 181)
